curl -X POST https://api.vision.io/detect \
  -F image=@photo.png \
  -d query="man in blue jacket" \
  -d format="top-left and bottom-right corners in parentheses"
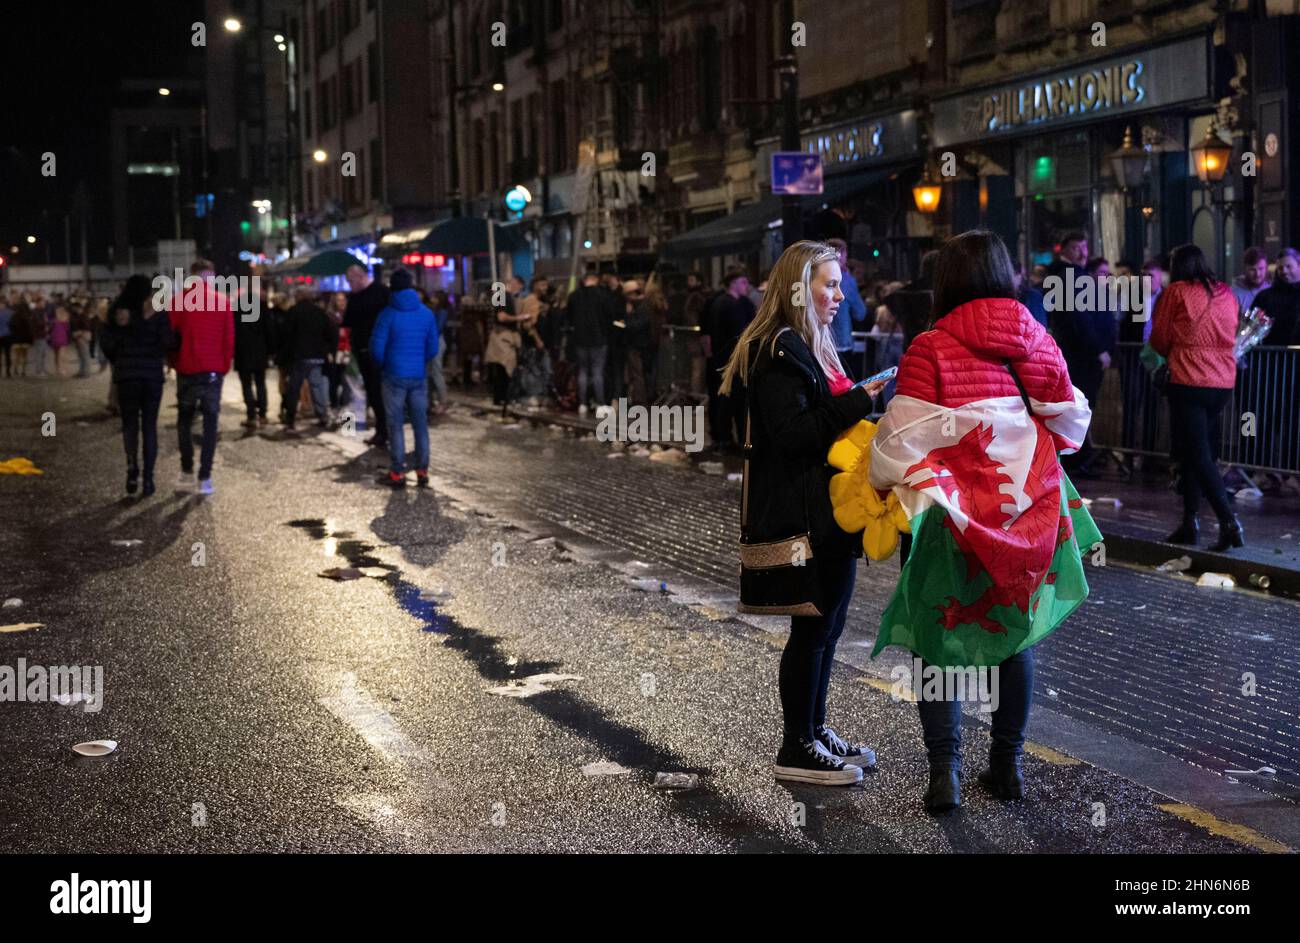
top-left (370, 268), bottom-right (439, 487)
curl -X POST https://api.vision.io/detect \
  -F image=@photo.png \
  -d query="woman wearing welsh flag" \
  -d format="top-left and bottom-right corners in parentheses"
top-left (868, 231), bottom-right (1099, 813)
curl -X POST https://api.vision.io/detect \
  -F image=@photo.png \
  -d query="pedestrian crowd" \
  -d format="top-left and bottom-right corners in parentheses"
top-left (0, 289), bottom-right (111, 379)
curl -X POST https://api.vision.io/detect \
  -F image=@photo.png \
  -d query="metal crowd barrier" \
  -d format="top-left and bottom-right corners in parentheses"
top-left (1079, 341), bottom-right (1300, 477)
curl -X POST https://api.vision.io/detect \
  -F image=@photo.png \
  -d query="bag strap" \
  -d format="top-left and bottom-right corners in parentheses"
top-left (1005, 360), bottom-right (1032, 411)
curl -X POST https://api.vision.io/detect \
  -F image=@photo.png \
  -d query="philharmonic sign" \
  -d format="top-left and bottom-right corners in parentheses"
top-left (931, 36), bottom-right (1210, 148)
top-left (971, 60), bottom-right (1145, 136)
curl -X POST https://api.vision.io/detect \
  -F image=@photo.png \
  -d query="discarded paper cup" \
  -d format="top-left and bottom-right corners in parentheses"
top-left (1195, 572), bottom-right (1235, 589)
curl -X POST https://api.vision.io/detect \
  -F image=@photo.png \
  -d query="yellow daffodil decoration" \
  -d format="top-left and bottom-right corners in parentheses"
top-left (827, 420), bottom-right (909, 560)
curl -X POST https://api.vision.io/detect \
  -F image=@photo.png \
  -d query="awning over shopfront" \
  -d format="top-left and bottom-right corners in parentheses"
top-left (660, 168), bottom-right (892, 258)
top-left (418, 217), bottom-right (526, 255)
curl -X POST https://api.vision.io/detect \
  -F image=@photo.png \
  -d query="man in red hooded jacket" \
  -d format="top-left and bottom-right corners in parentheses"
top-left (168, 259), bottom-right (234, 494)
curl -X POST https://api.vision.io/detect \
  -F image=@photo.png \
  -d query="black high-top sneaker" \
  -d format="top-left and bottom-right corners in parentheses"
top-left (815, 724), bottom-right (877, 768)
top-left (774, 737), bottom-right (864, 786)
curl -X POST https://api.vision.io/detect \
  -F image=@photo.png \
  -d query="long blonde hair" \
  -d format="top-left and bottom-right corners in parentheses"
top-left (719, 240), bottom-right (843, 395)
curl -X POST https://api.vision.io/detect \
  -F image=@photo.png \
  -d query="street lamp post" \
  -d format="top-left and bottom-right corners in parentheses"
top-left (1190, 121), bottom-right (1234, 274)
top-left (777, 0), bottom-right (801, 249)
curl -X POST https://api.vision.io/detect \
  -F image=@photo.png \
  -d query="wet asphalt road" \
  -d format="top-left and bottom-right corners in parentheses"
top-left (0, 371), bottom-right (1289, 852)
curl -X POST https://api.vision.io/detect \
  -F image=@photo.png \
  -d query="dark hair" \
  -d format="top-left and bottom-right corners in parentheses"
top-left (722, 269), bottom-right (748, 288)
top-left (1242, 246), bottom-right (1267, 267)
top-left (389, 267), bottom-right (414, 292)
top-left (109, 274), bottom-right (154, 324)
top-left (930, 230), bottom-right (1017, 324)
top-left (1061, 231), bottom-right (1087, 248)
top-left (1168, 243), bottom-right (1217, 296)
top-left (1085, 256), bottom-right (1109, 275)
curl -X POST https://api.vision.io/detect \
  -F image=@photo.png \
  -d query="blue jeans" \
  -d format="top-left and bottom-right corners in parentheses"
top-left (382, 375), bottom-right (429, 473)
top-left (574, 344), bottom-right (606, 406)
top-left (177, 372), bottom-right (224, 480)
top-left (286, 358), bottom-right (329, 426)
top-left (914, 648), bottom-right (1034, 768)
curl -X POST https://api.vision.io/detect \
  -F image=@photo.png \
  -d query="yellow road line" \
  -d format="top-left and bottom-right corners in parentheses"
top-left (1024, 741), bottom-right (1082, 766)
top-left (1156, 803), bottom-right (1291, 853)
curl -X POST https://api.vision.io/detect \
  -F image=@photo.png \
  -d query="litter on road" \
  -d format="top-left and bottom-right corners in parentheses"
top-left (653, 772), bottom-right (699, 791)
top-left (71, 740), bottom-right (117, 757)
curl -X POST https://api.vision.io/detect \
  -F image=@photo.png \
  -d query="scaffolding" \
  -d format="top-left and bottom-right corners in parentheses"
top-left (568, 0), bottom-right (664, 270)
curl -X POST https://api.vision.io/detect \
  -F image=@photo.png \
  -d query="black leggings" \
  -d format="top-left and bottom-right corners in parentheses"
top-left (779, 554), bottom-right (857, 742)
top-left (1167, 383), bottom-right (1233, 523)
top-left (117, 380), bottom-right (163, 475)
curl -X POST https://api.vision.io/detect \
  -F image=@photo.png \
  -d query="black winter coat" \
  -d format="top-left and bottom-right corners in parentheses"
top-left (101, 312), bottom-right (173, 384)
top-left (565, 285), bottom-right (613, 347)
top-left (234, 305), bottom-right (274, 372)
top-left (285, 301), bottom-right (340, 361)
top-left (745, 328), bottom-right (875, 560)
top-left (1253, 280), bottom-right (1300, 348)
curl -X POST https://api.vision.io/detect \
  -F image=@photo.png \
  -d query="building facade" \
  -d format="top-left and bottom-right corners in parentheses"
top-left (274, 0), bottom-right (1300, 286)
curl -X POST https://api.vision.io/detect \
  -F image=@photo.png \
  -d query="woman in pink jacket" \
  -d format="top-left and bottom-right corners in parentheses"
top-left (1149, 244), bottom-right (1241, 551)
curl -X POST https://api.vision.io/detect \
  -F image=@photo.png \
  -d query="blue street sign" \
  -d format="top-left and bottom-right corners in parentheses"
top-left (771, 152), bottom-right (824, 195)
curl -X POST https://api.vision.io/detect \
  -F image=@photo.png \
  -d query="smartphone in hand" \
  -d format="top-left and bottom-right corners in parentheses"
top-left (853, 366), bottom-right (897, 391)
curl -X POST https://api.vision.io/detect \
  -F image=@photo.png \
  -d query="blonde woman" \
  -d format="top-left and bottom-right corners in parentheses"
top-left (721, 240), bottom-right (887, 785)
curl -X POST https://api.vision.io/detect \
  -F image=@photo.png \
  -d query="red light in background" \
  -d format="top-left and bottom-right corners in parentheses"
top-left (429, 254), bottom-right (446, 267)
top-left (403, 252), bottom-right (422, 265)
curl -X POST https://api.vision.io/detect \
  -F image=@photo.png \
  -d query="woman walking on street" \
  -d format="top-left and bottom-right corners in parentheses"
top-left (720, 240), bottom-right (887, 786)
top-left (100, 275), bottom-right (173, 496)
top-left (1150, 243), bottom-right (1242, 551)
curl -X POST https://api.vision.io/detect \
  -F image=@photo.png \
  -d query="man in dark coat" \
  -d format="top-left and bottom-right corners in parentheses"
top-left (703, 270), bottom-right (755, 450)
top-left (343, 263), bottom-right (392, 446)
top-left (564, 273), bottom-right (615, 411)
top-left (235, 289), bottom-right (274, 427)
top-left (283, 289), bottom-right (340, 433)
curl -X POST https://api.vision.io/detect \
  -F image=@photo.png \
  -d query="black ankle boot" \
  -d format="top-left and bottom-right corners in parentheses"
top-left (1209, 515), bottom-right (1244, 552)
top-left (1165, 514), bottom-right (1198, 545)
top-left (978, 757), bottom-right (1024, 800)
top-left (141, 472), bottom-right (155, 497)
top-left (923, 765), bottom-right (961, 814)
top-left (126, 464), bottom-right (139, 495)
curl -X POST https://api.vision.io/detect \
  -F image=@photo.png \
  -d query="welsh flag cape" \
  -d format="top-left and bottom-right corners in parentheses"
top-left (868, 391), bottom-right (1101, 668)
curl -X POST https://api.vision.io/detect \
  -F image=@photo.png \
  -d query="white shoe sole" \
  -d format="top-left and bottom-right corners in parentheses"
top-left (773, 763), bottom-right (863, 786)
top-left (837, 752), bottom-right (877, 769)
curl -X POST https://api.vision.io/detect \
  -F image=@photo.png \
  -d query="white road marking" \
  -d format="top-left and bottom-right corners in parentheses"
top-left (318, 672), bottom-right (421, 762)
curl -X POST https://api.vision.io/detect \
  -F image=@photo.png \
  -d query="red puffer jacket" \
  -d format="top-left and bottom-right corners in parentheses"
top-left (167, 284), bottom-right (234, 375)
top-left (895, 296), bottom-right (1085, 452)
top-left (1148, 281), bottom-right (1237, 389)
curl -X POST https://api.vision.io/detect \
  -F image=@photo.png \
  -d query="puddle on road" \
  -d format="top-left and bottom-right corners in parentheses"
top-left (284, 516), bottom-right (789, 849)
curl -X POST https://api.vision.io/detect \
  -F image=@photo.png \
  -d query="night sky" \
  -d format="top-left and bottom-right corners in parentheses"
top-left (1, 1), bottom-right (203, 264)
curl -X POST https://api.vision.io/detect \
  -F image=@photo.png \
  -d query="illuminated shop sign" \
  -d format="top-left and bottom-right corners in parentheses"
top-left (931, 36), bottom-right (1210, 148)
top-left (803, 110), bottom-right (918, 172)
top-left (975, 61), bottom-right (1145, 134)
